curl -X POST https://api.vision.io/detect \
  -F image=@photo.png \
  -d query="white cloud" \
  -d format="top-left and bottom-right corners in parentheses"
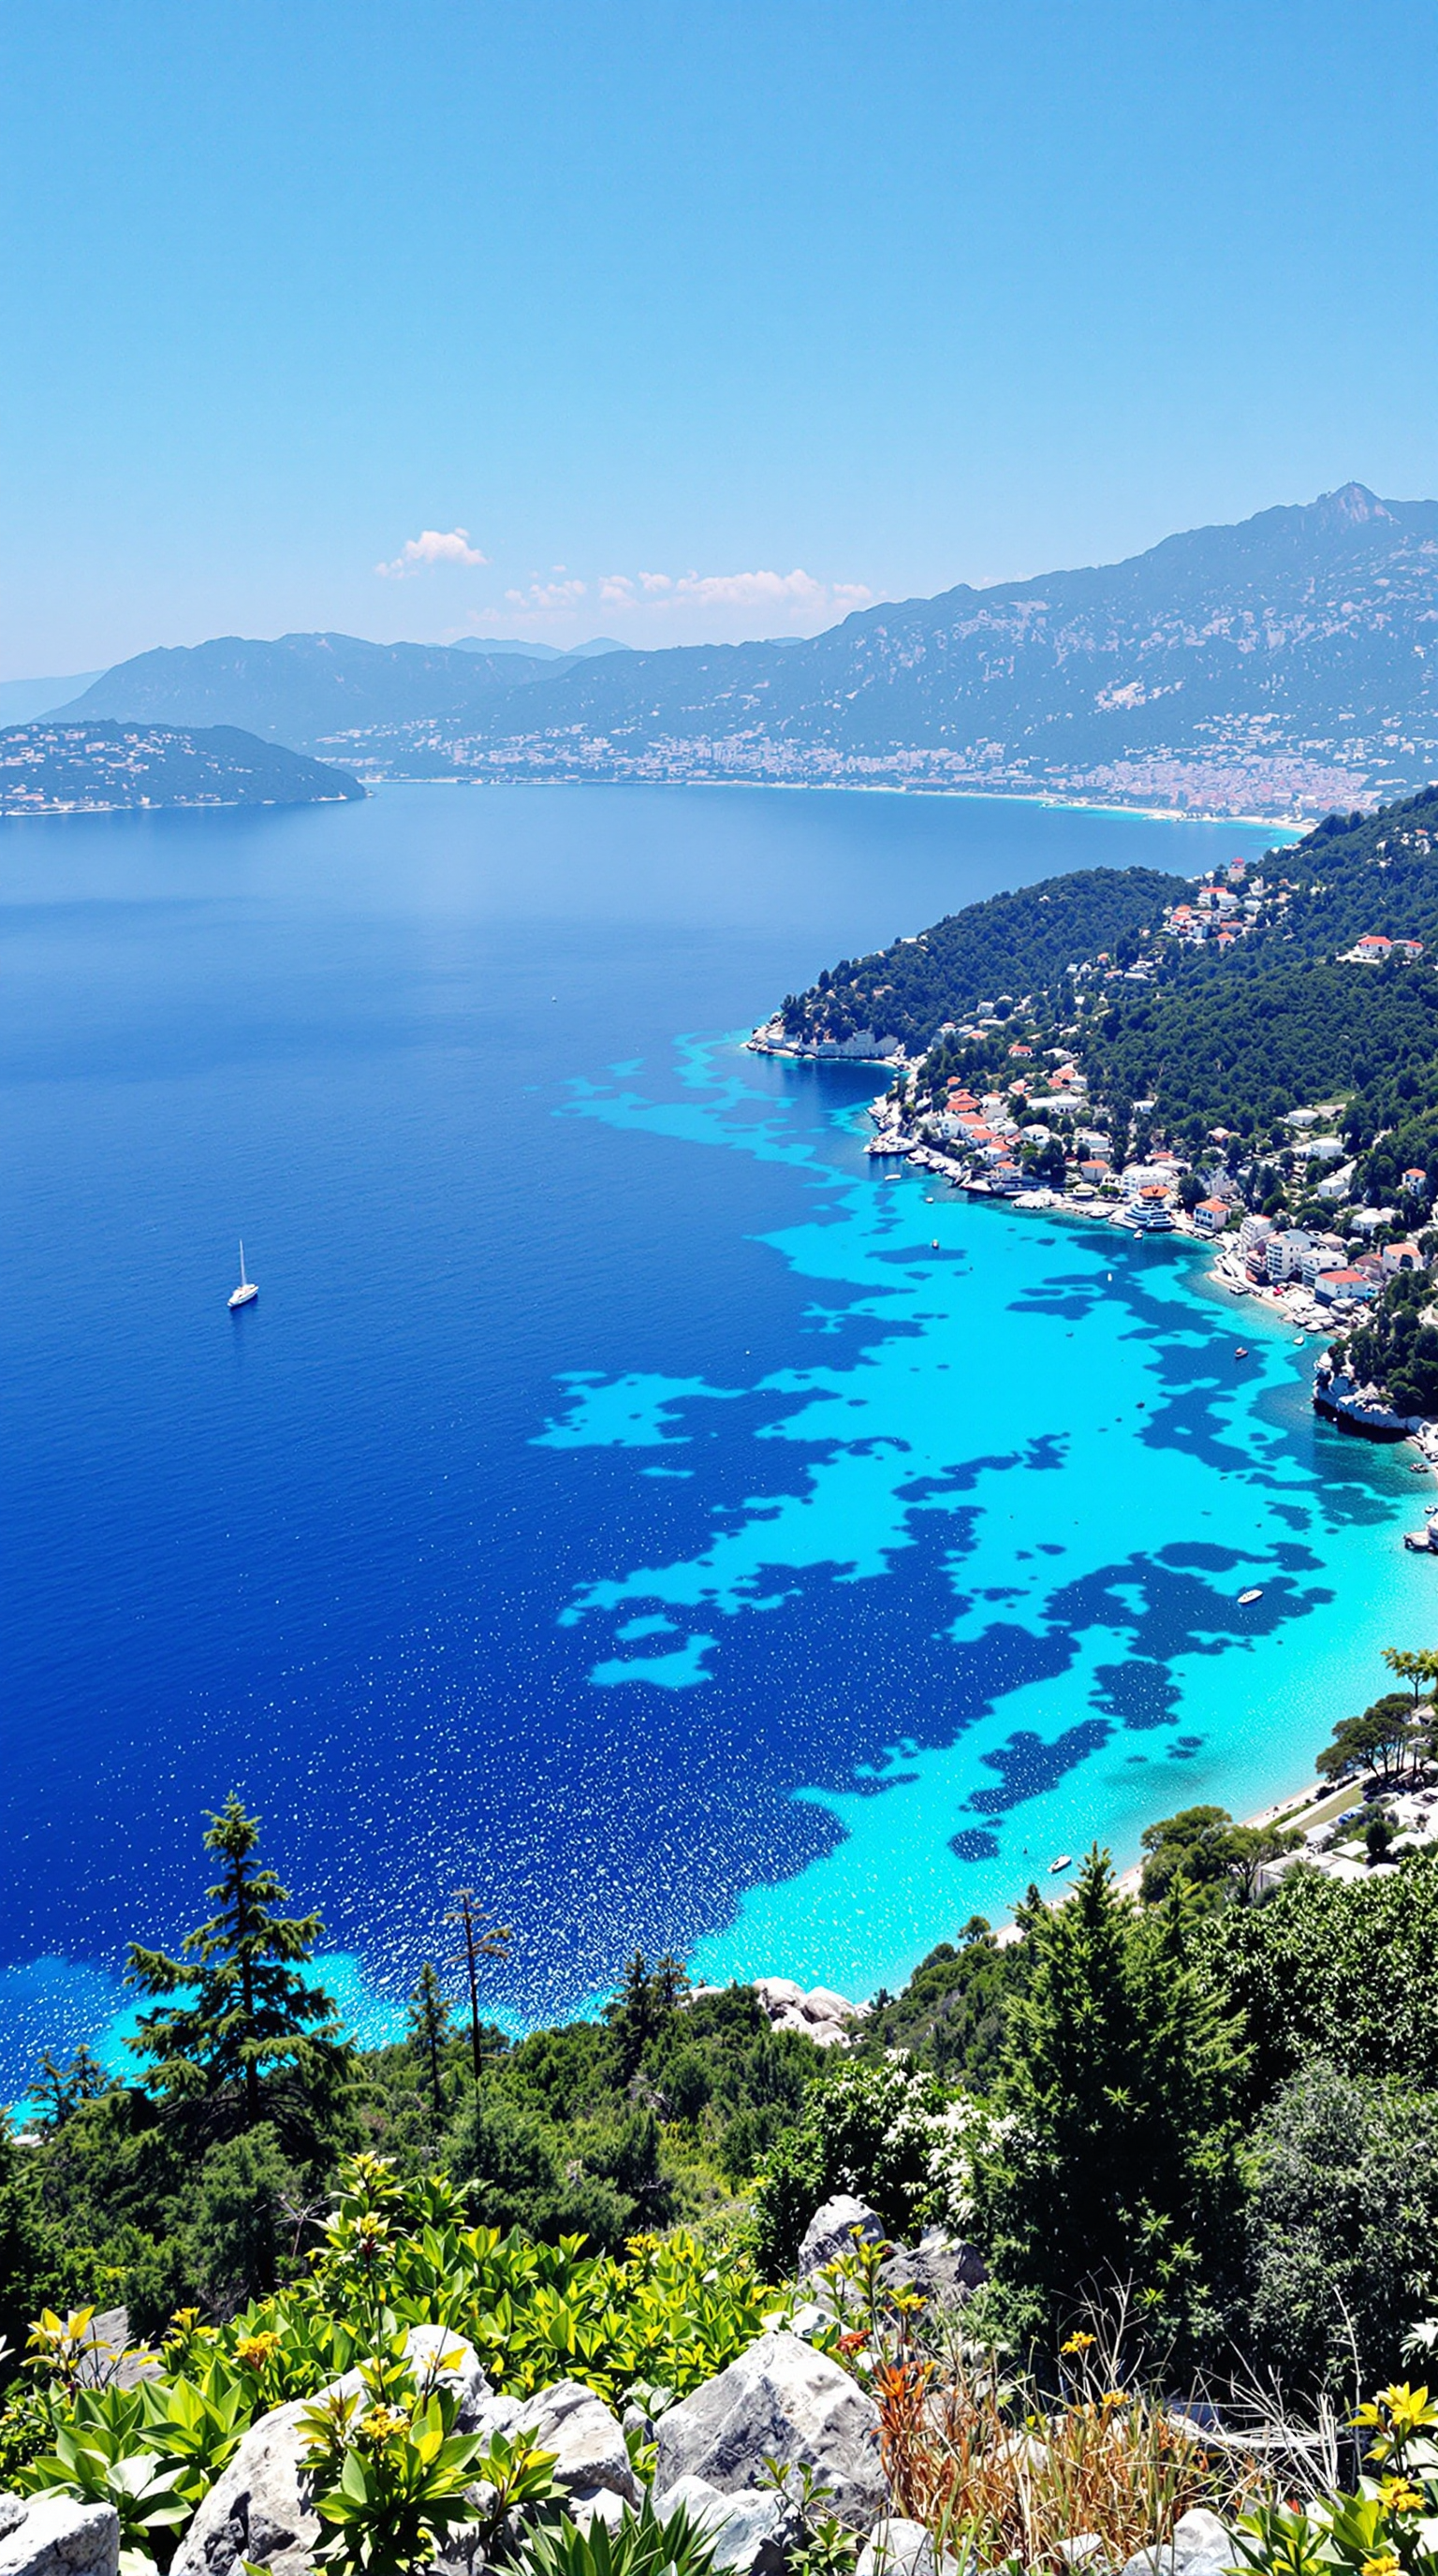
top-left (504, 578), bottom-right (589, 612)
top-left (460, 563), bottom-right (877, 648)
top-left (375, 527), bottom-right (489, 579)
top-left (600, 566), bottom-right (873, 622)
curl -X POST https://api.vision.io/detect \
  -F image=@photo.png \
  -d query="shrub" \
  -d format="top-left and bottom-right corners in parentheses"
top-left (749, 2056), bottom-right (1000, 2274)
top-left (1245, 2063), bottom-right (1438, 2397)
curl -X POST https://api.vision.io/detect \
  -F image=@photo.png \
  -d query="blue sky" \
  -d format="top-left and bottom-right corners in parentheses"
top-left (1, 0), bottom-right (1434, 674)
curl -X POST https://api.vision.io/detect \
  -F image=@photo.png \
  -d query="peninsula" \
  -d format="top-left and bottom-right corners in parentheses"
top-left (756, 784), bottom-right (1438, 1442)
top-left (0, 720), bottom-right (363, 815)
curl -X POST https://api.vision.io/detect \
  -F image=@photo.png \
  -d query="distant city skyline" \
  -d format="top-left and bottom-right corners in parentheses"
top-left (1, 0), bottom-right (1434, 675)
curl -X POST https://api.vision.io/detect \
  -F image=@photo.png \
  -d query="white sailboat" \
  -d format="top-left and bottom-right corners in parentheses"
top-left (227, 1241), bottom-right (258, 1310)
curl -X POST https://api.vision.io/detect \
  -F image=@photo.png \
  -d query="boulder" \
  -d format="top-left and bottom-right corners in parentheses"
top-left (174, 2331), bottom-right (490, 2576)
top-left (879, 2230), bottom-right (987, 2307)
top-left (653, 2329), bottom-right (887, 2528)
top-left (653, 2474), bottom-right (796, 2576)
top-left (169, 2395), bottom-right (318, 2576)
top-left (474, 2378), bottom-right (640, 2510)
top-left (403, 2324), bottom-right (491, 2429)
top-left (855, 2517), bottom-right (959, 2576)
top-left (798, 2196), bottom-right (886, 2277)
top-left (1120, 2509), bottom-right (1236, 2576)
top-left (750, 1980), bottom-right (867, 2047)
top-left (0, 2498), bottom-right (120, 2576)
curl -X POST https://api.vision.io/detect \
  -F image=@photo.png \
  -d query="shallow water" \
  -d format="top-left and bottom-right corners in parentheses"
top-left (3, 781), bottom-right (1413, 2091)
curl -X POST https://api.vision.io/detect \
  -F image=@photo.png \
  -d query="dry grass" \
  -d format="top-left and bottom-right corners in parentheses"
top-left (874, 2348), bottom-right (1263, 2574)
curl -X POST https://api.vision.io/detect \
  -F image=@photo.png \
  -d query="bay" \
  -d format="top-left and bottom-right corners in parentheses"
top-left (0, 782), bottom-right (1412, 2093)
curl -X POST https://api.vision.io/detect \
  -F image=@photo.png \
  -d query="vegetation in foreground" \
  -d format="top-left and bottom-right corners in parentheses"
top-left (10, 1683), bottom-right (1438, 2563)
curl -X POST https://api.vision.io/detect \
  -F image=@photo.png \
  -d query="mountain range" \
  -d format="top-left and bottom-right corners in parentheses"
top-left (51, 485), bottom-right (1438, 817)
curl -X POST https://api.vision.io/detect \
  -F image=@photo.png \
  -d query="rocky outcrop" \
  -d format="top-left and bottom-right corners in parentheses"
top-left (653, 2476), bottom-right (797, 2575)
top-left (751, 1980), bottom-right (868, 2046)
top-left (0, 2498), bottom-right (119, 2576)
top-left (653, 2330), bottom-right (887, 2529)
top-left (879, 2228), bottom-right (988, 2306)
top-left (471, 2378), bottom-right (641, 2517)
top-left (798, 2196), bottom-right (886, 2277)
top-left (169, 2393), bottom-right (320, 2576)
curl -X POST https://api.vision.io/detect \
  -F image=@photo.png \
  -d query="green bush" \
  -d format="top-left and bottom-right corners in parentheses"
top-left (1245, 2062), bottom-right (1438, 2396)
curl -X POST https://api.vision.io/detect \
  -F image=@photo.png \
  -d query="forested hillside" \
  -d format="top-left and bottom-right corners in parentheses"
top-left (777, 785), bottom-right (1438, 1158)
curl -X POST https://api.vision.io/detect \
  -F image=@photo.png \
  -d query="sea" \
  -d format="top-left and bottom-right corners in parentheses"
top-left (1, 780), bottom-right (1426, 2097)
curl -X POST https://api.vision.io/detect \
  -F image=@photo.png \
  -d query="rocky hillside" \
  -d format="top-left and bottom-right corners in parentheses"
top-left (50, 487), bottom-right (1438, 816)
top-left (397, 482), bottom-right (1436, 815)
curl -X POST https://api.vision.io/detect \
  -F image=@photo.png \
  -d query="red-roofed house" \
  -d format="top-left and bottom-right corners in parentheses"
top-left (1193, 1198), bottom-right (1232, 1235)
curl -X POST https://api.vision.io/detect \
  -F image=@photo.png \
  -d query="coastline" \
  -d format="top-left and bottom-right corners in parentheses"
top-left (358, 772), bottom-right (1311, 832)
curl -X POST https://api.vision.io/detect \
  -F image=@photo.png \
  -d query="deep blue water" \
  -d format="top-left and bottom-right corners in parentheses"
top-left (1, 782), bottom-right (1416, 2094)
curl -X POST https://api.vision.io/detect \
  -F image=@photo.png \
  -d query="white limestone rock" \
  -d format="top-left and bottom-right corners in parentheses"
top-left (652, 2474), bottom-right (797, 2576)
top-left (477, 2378), bottom-right (641, 2508)
top-left (173, 2330), bottom-right (490, 2576)
top-left (798, 2195), bottom-right (886, 2277)
top-left (855, 2515), bottom-right (961, 2576)
top-left (653, 2329), bottom-right (887, 2528)
top-left (0, 2498), bottom-right (119, 2576)
top-left (1120, 2508), bottom-right (1237, 2576)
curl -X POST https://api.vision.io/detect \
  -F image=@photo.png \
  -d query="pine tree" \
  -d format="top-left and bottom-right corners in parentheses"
top-left (407, 1963), bottom-right (453, 2117)
top-left (33, 2053), bottom-right (74, 2128)
top-left (125, 1793), bottom-right (349, 2137)
top-left (977, 1848), bottom-right (1246, 2359)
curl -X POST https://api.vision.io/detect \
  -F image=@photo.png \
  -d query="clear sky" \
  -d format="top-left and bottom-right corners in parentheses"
top-left (1, 0), bottom-right (1434, 675)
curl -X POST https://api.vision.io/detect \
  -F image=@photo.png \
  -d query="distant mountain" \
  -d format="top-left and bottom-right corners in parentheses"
top-left (0, 721), bottom-right (362, 814)
top-left (0, 670), bottom-right (104, 724)
top-left (452, 637), bottom-right (633, 661)
top-left (55, 632), bottom-right (555, 746)
top-left (49, 490), bottom-right (1438, 816)
top-left (381, 483), bottom-right (1431, 819)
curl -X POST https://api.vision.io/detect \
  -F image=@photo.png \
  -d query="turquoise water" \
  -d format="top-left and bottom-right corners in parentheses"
top-left (548, 1034), bottom-right (1424, 1995)
top-left (2, 780), bottom-right (1420, 2090)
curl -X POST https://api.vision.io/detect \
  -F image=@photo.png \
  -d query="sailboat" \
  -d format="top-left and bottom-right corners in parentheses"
top-left (227, 1242), bottom-right (258, 1310)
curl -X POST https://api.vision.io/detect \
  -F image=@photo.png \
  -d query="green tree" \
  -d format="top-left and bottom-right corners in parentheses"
top-left (604, 1952), bottom-right (690, 2082)
top-left (406, 1965), bottom-right (453, 2119)
top-left (1383, 1647), bottom-right (1438, 1709)
top-left (1316, 1695), bottom-right (1416, 1789)
top-left (1139, 1807), bottom-right (1299, 1908)
top-left (445, 1893), bottom-right (511, 2090)
top-left (125, 1793), bottom-right (349, 2140)
top-left (976, 1851), bottom-right (1247, 2360)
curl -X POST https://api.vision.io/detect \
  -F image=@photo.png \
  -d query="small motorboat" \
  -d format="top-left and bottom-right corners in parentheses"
top-left (227, 1240), bottom-right (258, 1310)
top-left (1238, 1587), bottom-right (1264, 1605)
top-left (1049, 1854), bottom-right (1072, 1875)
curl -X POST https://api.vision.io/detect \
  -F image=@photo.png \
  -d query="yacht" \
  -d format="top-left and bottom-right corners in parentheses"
top-left (227, 1242), bottom-right (258, 1310)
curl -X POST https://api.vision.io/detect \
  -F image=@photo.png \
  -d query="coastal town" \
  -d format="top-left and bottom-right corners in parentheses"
top-left (751, 832), bottom-right (1438, 1501)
